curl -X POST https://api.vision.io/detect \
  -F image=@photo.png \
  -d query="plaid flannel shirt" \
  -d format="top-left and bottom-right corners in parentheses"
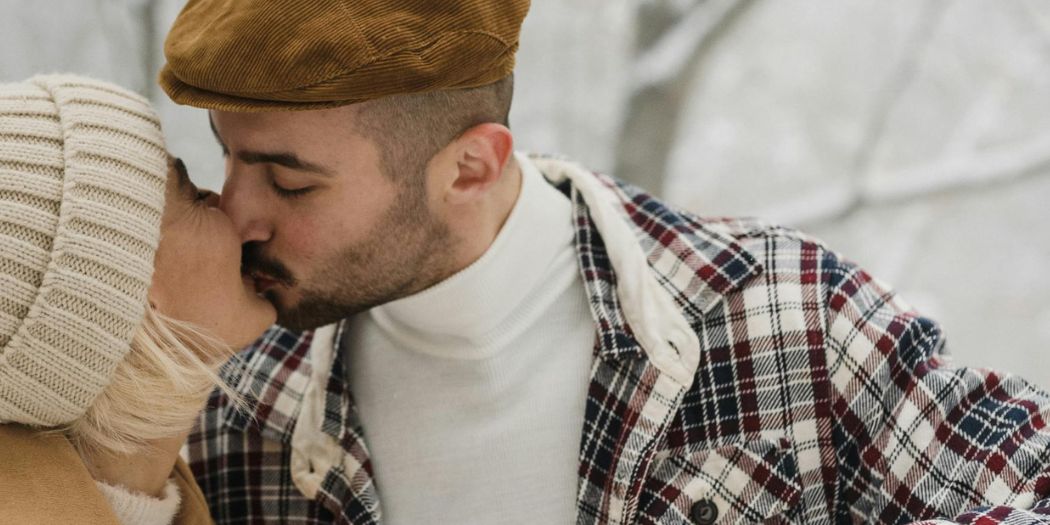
top-left (186, 156), bottom-right (1050, 524)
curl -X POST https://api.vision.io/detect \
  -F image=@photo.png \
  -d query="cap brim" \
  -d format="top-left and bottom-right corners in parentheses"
top-left (159, 67), bottom-right (349, 113)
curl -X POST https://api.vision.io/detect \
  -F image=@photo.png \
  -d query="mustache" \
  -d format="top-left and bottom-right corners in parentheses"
top-left (241, 243), bottom-right (297, 287)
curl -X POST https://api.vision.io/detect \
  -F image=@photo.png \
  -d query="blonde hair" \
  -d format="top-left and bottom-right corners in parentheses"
top-left (59, 307), bottom-right (245, 457)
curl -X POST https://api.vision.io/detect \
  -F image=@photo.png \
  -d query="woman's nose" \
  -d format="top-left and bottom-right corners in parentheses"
top-left (200, 189), bottom-right (221, 208)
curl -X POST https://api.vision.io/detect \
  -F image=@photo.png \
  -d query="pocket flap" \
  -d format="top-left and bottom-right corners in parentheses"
top-left (638, 437), bottom-right (803, 524)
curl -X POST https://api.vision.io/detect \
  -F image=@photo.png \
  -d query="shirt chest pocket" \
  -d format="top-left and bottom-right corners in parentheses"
top-left (636, 437), bottom-right (803, 525)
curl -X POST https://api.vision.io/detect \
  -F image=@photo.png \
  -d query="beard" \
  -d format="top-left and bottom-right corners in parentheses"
top-left (244, 181), bottom-right (457, 332)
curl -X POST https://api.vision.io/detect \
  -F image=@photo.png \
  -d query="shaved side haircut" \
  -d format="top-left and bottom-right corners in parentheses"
top-left (352, 74), bottom-right (515, 182)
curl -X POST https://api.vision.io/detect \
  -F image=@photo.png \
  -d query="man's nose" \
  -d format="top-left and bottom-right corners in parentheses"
top-left (219, 174), bottom-right (273, 244)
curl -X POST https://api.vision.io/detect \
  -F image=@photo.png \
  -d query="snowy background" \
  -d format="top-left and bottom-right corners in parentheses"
top-left (2, 0), bottom-right (1048, 387)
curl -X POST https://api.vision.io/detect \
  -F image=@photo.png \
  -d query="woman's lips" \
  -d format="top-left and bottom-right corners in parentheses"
top-left (247, 271), bottom-right (280, 294)
top-left (241, 272), bottom-right (263, 295)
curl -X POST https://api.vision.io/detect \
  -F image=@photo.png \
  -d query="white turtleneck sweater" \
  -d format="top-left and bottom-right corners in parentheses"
top-left (341, 154), bottom-right (596, 524)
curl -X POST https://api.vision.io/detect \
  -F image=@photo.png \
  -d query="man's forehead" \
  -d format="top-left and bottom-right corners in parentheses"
top-left (208, 107), bottom-right (378, 176)
top-left (211, 107), bottom-right (366, 149)
top-left (211, 105), bottom-right (356, 131)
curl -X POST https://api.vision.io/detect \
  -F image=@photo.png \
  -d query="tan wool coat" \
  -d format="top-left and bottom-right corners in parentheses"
top-left (0, 424), bottom-right (213, 525)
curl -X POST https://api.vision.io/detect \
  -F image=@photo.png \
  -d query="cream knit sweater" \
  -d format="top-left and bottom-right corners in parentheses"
top-left (96, 479), bottom-right (181, 525)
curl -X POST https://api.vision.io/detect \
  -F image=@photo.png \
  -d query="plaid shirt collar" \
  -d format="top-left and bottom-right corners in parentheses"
top-left (216, 155), bottom-right (764, 522)
top-left (551, 160), bottom-right (763, 363)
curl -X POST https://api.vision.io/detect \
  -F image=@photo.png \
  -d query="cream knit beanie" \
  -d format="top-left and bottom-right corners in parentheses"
top-left (0, 75), bottom-right (167, 427)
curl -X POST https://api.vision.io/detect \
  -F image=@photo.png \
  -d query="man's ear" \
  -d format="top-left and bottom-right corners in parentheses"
top-left (444, 123), bottom-right (514, 205)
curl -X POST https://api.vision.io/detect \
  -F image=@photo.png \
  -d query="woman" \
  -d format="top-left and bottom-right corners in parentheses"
top-left (0, 75), bottom-right (276, 524)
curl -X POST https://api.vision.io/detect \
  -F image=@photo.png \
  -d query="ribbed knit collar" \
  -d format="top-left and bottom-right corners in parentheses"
top-left (366, 153), bottom-right (576, 359)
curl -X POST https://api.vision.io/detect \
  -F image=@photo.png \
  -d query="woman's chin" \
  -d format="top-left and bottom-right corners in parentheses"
top-left (249, 293), bottom-right (278, 327)
top-left (223, 304), bottom-right (277, 350)
top-left (241, 277), bottom-right (279, 330)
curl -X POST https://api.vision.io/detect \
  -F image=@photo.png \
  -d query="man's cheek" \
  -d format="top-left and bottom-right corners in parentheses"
top-left (281, 217), bottom-right (326, 252)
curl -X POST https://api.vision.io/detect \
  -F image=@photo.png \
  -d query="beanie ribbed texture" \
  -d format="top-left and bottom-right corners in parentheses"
top-left (0, 75), bottom-right (167, 427)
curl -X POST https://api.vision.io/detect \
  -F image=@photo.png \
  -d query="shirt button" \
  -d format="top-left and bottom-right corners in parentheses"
top-left (690, 498), bottom-right (719, 525)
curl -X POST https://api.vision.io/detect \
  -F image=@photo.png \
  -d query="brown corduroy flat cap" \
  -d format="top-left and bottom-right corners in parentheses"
top-left (159, 0), bottom-right (530, 112)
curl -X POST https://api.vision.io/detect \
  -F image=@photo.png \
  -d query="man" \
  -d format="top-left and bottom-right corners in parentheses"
top-left (160, 1), bottom-right (1050, 523)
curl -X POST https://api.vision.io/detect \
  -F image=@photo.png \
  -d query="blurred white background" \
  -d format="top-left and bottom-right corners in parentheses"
top-left (2, 0), bottom-right (1048, 387)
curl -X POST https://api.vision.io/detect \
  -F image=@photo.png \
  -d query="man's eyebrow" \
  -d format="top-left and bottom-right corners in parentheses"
top-left (237, 151), bottom-right (334, 177)
top-left (207, 115), bottom-right (332, 177)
